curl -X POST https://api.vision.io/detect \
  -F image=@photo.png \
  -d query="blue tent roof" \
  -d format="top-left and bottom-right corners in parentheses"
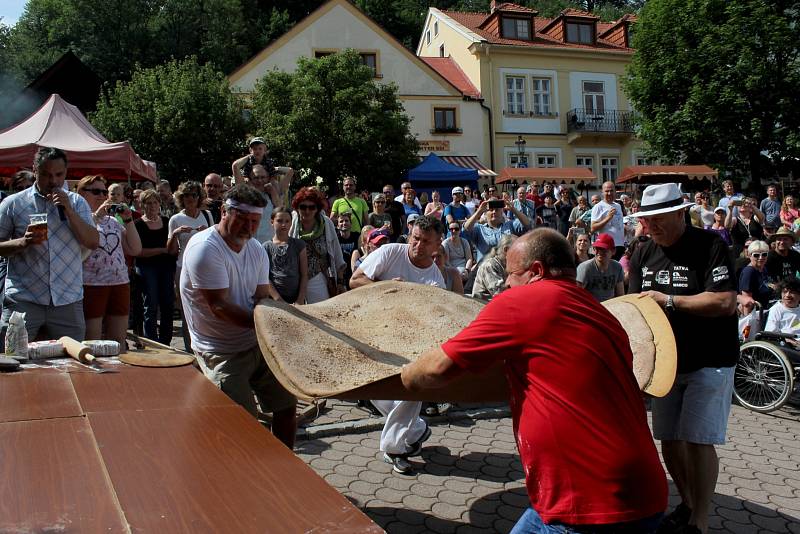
top-left (407, 153), bottom-right (479, 204)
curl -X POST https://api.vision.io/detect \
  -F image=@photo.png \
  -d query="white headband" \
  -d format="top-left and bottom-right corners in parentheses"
top-left (225, 198), bottom-right (263, 214)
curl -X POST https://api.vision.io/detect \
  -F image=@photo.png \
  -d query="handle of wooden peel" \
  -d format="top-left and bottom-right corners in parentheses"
top-left (58, 336), bottom-right (96, 364)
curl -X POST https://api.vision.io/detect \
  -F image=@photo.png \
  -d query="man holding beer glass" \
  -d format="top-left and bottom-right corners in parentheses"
top-left (0, 147), bottom-right (99, 348)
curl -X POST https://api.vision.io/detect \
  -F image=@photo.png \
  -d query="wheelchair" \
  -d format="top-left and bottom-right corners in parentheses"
top-left (735, 331), bottom-right (800, 413)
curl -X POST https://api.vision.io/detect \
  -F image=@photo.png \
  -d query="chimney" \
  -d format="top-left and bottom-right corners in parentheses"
top-left (490, 1), bottom-right (497, 13)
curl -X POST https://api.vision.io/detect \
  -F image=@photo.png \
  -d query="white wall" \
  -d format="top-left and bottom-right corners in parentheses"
top-left (498, 67), bottom-right (561, 134)
top-left (401, 98), bottom-right (487, 161)
top-left (568, 71), bottom-right (619, 110)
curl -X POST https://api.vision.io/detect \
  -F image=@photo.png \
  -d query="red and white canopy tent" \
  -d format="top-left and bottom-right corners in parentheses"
top-left (0, 94), bottom-right (157, 183)
top-left (495, 166), bottom-right (597, 187)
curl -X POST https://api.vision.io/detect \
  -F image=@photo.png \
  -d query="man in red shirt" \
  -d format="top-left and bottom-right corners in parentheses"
top-left (402, 228), bottom-right (667, 533)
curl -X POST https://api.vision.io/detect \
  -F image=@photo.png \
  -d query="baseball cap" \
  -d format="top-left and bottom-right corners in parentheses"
top-left (407, 213), bottom-right (420, 224)
top-left (713, 206), bottom-right (726, 214)
top-left (592, 233), bottom-right (615, 250)
top-left (367, 228), bottom-right (391, 245)
top-left (248, 136), bottom-right (266, 147)
top-left (451, 186), bottom-right (464, 195)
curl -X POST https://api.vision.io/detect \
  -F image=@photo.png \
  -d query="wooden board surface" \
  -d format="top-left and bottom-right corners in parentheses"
top-left (89, 406), bottom-right (381, 533)
top-left (0, 370), bottom-right (82, 422)
top-left (71, 364), bottom-right (231, 413)
top-left (0, 417), bottom-right (128, 533)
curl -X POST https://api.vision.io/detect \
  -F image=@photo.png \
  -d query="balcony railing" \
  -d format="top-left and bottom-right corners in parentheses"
top-left (566, 108), bottom-right (636, 134)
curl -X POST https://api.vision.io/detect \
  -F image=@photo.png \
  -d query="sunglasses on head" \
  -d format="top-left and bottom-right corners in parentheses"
top-left (83, 188), bottom-right (108, 196)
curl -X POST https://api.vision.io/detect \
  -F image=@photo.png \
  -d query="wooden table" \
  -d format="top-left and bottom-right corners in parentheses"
top-left (0, 363), bottom-right (381, 533)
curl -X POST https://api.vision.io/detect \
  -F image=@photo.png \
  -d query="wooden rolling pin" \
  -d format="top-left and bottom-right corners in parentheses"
top-left (58, 336), bottom-right (96, 364)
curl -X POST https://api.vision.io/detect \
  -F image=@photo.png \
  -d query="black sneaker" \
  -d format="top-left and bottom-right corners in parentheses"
top-left (383, 452), bottom-right (413, 474)
top-left (657, 502), bottom-right (691, 533)
top-left (405, 424), bottom-right (432, 457)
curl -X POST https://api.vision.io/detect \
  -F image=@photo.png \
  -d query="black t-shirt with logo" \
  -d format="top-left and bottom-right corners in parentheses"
top-left (765, 249), bottom-right (800, 284)
top-left (628, 225), bottom-right (738, 373)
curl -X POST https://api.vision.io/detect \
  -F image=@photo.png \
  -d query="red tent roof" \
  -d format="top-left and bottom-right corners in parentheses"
top-left (617, 165), bottom-right (718, 184)
top-left (0, 94), bottom-right (157, 182)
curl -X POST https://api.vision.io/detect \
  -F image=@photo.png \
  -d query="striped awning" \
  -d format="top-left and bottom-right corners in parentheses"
top-left (440, 155), bottom-right (498, 177)
top-left (617, 165), bottom-right (718, 184)
top-left (496, 166), bottom-right (597, 184)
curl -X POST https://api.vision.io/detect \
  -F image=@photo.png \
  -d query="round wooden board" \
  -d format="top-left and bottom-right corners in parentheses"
top-left (119, 352), bottom-right (195, 367)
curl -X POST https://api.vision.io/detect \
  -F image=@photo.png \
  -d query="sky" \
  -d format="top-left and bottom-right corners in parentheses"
top-left (1, 0), bottom-right (27, 26)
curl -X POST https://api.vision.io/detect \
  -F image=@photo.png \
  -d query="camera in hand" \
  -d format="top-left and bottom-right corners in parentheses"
top-left (107, 204), bottom-right (126, 215)
top-left (488, 199), bottom-right (505, 210)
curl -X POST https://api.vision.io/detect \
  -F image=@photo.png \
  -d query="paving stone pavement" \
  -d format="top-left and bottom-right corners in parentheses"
top-left (294, 399), bottom-right (800, 534)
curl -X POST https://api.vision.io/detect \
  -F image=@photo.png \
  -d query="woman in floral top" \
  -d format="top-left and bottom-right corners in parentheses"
top-left (78, 175), bottom-right (142, 351)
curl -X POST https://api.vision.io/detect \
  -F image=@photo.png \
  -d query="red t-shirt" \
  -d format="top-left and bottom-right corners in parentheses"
top-left (442, 279), bottom-right (667, 525)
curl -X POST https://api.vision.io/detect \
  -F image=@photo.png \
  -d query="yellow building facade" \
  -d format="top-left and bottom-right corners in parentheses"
top-left (417, 2), bottom-right (646, 183)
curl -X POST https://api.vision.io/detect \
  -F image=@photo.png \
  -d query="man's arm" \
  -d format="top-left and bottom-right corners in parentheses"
top-left (349, 267), bottom-right (374, 289)
top-left (54, 191), bottom-right (99, 249)
top-left (231, 156), bottom-right (249, 185)
top-left (614, 280), bottom-right (625, 297)
top-left (506, 201), bottom-right (531, 229)
top-left (198, 287), bottom-right (259, 329)
top-left (401, 346), bottom-right (465, 391)
top-left (463, 201), bottom-right (487, 232)
top-left (639, 290), bottom-right (737, 317)
top-left (591, 206), bottom-right (615, 233)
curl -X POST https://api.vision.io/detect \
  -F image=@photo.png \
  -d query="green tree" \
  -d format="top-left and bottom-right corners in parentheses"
top-left (92, 57), bottom-right (247, 182)
top-left (250, 49), bottom-right (419, 192)
top-left (624, 0), bottom-right (800, 181)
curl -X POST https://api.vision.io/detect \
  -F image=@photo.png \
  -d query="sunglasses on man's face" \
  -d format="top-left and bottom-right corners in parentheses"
top-left (298, 204), bottom-right (317, 211)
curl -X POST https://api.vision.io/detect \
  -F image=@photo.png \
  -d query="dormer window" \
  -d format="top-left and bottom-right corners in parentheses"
top-left (566, 22), bottom-right (594, 44)
top-left (502, 17), bottom-right (532, 40)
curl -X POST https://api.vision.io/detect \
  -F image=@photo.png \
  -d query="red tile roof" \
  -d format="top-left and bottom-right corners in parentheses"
top-left (419, 57), bottom-right (481, 99)
top-left (441, 9), bottom-right (634, 52)
top-left (559, 8), bottom-right (600, 19)
top-left (494, 3), bottom-right (537, 14)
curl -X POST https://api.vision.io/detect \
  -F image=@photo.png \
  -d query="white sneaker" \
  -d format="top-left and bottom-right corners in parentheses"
top-left (383, 452), bottom-right (413, 474)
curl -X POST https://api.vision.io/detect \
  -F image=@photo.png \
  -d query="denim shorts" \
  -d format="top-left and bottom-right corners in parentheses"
top-left (510, 507), bottom-right (662, 534)
top-left (652, 366), bottom-right (735, 445)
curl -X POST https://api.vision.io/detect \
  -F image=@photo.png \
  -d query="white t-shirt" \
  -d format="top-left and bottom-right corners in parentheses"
top-left (254, 195), bottom-right (274, 244)
top-left (359, 243), bottom-right (445, 288)
top-left (180, 227), bottom-right (270, 354)
top-left (765, 302), bottom-right (800, 335)
top-left (169, 210), bottom-right (212, 267)
top-left (591, 200), bottom-right (624, 246)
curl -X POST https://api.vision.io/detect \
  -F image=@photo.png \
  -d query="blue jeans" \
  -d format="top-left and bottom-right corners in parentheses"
top-left (510, 508), bottom-right (662, 534)
top-left (136, 263), bottom-right (175, 345)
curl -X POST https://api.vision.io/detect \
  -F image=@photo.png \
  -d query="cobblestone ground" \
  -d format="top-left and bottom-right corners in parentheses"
top-left (295, 399), bottom-right (800, 534)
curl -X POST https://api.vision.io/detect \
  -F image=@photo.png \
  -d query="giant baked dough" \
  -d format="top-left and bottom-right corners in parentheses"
top-left (254, 281), bottom-right (676, 402)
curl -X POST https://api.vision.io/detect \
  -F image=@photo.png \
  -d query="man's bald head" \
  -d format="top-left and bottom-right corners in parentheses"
top-left (204, 173), bottom-right (223, 200)
top-left (513, 228), bottom-right (576, 280)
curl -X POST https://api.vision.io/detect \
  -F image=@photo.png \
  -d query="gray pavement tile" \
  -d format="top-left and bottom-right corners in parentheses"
top-left (424, 515), bottom-right (461, 533)
top-left (376, 487), bottom-right (408, 504)
top-left (383, 476), bottom-right (417, 492)
top-left (717, 506), bottom-right (753, 523)
top-left (751, 513), bottom-right (790, 532)
top-left (432, 501), bottom-right (468, 520)
top-left (437, 490), bottom-right (471, 507)
top-left (443, 478), bottom-right (477, 495)
top-left (767, 494), bottom-right (800, 511)
top-left (493, 517), bottom-right (517, 532)
top-left (456, 525), bottom-right (494, 534)
top-left (464, 508), bottom-right (497, 528)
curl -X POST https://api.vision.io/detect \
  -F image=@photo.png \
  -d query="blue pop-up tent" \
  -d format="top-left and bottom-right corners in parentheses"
top-left (407, 153), bottom-right (479, 204)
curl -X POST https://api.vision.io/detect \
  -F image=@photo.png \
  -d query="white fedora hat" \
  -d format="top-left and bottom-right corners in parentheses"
top-left (631, 183), bottom-right (694, 217)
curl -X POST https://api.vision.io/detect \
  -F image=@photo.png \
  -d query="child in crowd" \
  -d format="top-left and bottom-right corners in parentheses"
top-left (265, 207), bottom-right (308, 304)
top-left (765, 278), bottom-right (800, 336)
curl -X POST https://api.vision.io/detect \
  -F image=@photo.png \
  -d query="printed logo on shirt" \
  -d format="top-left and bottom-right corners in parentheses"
top-left (712, 265), bottom-right (729, 282)
top-left (641, 266), bottom-right (651, 278)
top-left (656, 270), bottom-right (671, 285)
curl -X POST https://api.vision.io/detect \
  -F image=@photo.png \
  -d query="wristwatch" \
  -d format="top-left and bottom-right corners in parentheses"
top-left (665, 295), bottom-right (675, 314)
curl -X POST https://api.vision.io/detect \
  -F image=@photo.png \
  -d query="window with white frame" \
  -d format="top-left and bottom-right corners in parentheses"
top-left (426, 30), bottom-right (431, 45)
top-left (582, 81), bottom-right (605, 114)
top-left (576, 156), bottom-right (594, 172)
top-left (434, 107), bottom-right (457, 132)
top-left (509, 153), bottom-right (530, 168)
top-left (531, 78), bottom-right (551, 115)
top-left (506, 76), bottom-right (526, 115)
top-left (635, 155), bottom-right (650, 166)
top-left (537, 154), bottom-right (557, 168)
top-left (601, 157), bottom-right (618, 181)
top-left (434, 21), bottom-right (439, 36)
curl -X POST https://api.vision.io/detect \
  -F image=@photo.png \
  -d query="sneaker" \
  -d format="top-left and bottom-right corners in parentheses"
top-left (423, 403), bottom-right (439, 416)
top-left (383, 452), bottom-right (413, 474)
top-left (657, 503), bottom-right (691, 533)
top-left (405, 424), bottom-right (432, 457)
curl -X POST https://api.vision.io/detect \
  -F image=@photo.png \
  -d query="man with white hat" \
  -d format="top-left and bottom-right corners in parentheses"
top-left (443, 186), bottom-right (469, 227)
top-left (627, 183), bottom-right (738, 534)
top-left (591, 181), bottom-right (625, 259)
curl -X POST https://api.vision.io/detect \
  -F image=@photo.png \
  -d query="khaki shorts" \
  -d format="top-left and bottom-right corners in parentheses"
top-left (196, 345), bottom-right (296, 417)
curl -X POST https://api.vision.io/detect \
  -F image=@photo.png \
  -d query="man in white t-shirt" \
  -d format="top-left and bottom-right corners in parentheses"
top-left (350, 215), bottom-right (445, 474)
top-left (395, 181), bottom-right (422, 210)
top-left (591, 181), bottom-right (625, 259)
top-left (180, 184), bottom-right (294, 447)
top-left (766, 278), bottom-right (800, 335)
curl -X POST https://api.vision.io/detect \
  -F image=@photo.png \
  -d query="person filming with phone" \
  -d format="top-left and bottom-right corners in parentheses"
top-left (463, 196), bottom-right (531, 263)
top-left (0, 147), bottom-right (99, 348)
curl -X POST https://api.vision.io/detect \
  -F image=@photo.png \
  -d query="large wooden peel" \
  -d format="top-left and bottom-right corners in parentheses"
top-left (119, 335), bottom-right (195, 367)
top-left (254, 282), bottom-right (677, 402)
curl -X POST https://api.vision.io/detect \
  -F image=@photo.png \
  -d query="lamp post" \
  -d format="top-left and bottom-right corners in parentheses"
top-left (514, 135), bottom-right (526, 168)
